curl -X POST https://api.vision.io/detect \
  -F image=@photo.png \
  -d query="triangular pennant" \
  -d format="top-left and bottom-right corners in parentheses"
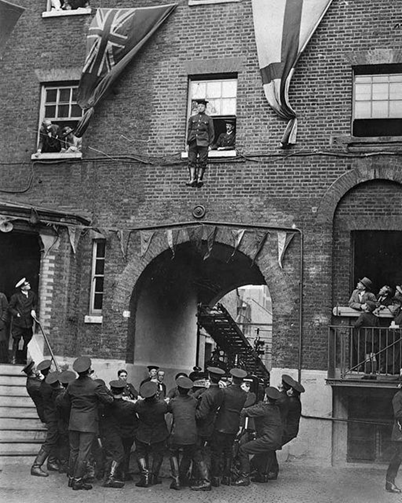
top-left (277, 231), bottom-right (295, 268)
top-left (90, 228), bottom-right (106, 240)
top-left (251, 231), bottom-right (269, 267)
top-left (203, 226), bottom-right (217, 260)
top-left (39, 230), bottom-right (59, 259)
top-left (140, 230), bottom-right (155, 257)
top-left (231, 229), bottom-right (246, 258)
top-left (187, 225), bottom-right (204, 253)
top-left (167, 229), bottom-right (180, 258)
top-left (116, 229), bottom-right (131, 259)
top-left (67, 226), bottom-right (82, 254)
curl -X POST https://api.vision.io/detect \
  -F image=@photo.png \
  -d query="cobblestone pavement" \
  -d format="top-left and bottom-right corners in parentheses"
top-left (0, 462), bottom-right (398, 503)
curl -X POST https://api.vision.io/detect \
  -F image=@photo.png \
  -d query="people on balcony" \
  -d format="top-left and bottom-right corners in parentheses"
top-left (35, 119), bottom-right (62, 156)
top-left (353, 300), bottom-right (379, 377)
top-left (348, 277), bottom-right (377, 311)
top-left (375, 285), bottom-right (394, 315)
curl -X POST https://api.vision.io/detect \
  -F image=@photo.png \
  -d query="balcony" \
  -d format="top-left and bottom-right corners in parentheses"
top-left (328, 325), bottom-right (402, 387)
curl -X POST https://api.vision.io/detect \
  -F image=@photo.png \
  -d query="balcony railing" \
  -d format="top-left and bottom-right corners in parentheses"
top-left (328, 325), bottom-right (402, 381)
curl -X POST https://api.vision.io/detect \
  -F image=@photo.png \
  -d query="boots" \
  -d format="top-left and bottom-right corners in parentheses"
top-left (103, 460), bottom-right (125, 488)
top-left (170, 455), bottom-right (181, 490)
top-left (234, 473), bottom-right (250, 486)
top-left (221, 456), bottom-right (232, 486)
top-left (197, 167), bottom-right (205, 187)
top-left (31, 447), bottom-right (49, 477)
top-left (47, 456), bottom-right (59, 471)
top-left (72, 477), bottom-right (93, 490)
top-left (150, 452), bottom-right (164, 485)
top-left (135, 458), bottom-right (150, 488)
top-left (251, 472), bottom-right (270, 483)
top-left (190, 460), bottom-right (211, 491)
top-left (186, 167), bottom-right (197, 187)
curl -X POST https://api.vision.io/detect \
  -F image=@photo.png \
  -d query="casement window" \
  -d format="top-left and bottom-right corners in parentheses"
top-left (353, 65), bottom-right (402, 137)
top-left (89, 240), bottom-right (106, 315)
top-left (43, 0), bottom-right (91, 17)
top-left (187, 76), bottom-right (237, 153)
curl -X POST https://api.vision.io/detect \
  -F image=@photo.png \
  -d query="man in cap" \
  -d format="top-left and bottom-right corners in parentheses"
top-left (186, 98), bottom-right (215, 187)
top-left (117, 369), bottom-right (138, 400)
top-left (167, 376), bottom-right (203, 490)
top-left (65, 356), bottom-right (114, 490)
top-left (234, 386), bottom-right (283, 486)
top-left (210, 368), bottom-right (247, 486)
top-left (22, 361), bottom-right (45, 423)
top-left (140, 364), bottom-right (159, 386)
top-left (348, 277), bottom-right (377, 311)
top-left (9, 278), bottom-right (37, 365)
top-left (191, 366), bottom-right (225, 491)
top-left (212, 120), bottom-right (236, 150)
top-left (353, 301), bottom-right (380, 375)
top-left (30, 360), bottom-right (61, 477)
top-left (55, 370), bottom-right (76, 474)
top-left (167, 372), bottom-right (189, 399)
top-left (133, 381), bottom-right (169, 487)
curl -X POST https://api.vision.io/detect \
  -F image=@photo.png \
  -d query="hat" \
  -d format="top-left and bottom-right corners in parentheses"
top-left (176, 376), bottom-right (194, 389)
top-left (243, 376), bottom-right (253, 383)
top-left (147, 365), bottom-right (159, 372)
top-left (45, 371), bottom-right (60, 385)
top-left (359, 277), bottom-right (373, 291)
top-left (230, 368), bottom-right (247, 379)
top-left (94, 378), bottom-right (106, 386)
top-left (291, 381), bottom-right (305, 393)
top-left (15, 277), bottom-right (26, 288)
top-left (225, 120), bottom-right (235, 126)
top-left (109, 379), bottom-right (126, 391)
top-left (140, 381), bottom-right (158, 398)
top-left (174, 372), bottom-right (188, 380)
top-left (59, 370), bottom-right (76, 384)
top-left (21, 361), bottom-right (35, 375)
top-left (193, 98), bottom-right (208, 105)
top-left (37, 360), bottom-right (52, 372)
top-left (73, 356), bottom-right (92, 373)
top-left (207, 366), bottom-right (225, 376)
top-left (265, 386), bottom-right (281, 400)
top-left (282, 374), bottom-right (296, 388)
top-left (364, 300), bottom-right (377, 312)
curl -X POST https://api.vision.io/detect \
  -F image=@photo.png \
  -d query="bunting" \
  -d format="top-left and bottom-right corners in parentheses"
top-left (230, 229), bottom-right (246, 258)
top-left (67, 226), bottom-right (82, 254)
top-left (116, 229), bottom-right (131, 259)
top-left (39, 231), bottom-right (59, 259)
top-left (75, 4), bottom-right (177, 137)
top-left (0, 0), bottom-right (25, 58)
top-left (252, 0), bottom-right (333, 146)
top-left (203, 226), bottom-right (217, 260)
top-left (277, 231), bottom-right (296, 268)
top-left (251, 231), bottom-right (269, 267)
top-left (140, 230), bottom-right (155, 257)
top-left (167, 228), bottom-right (180, 258)
top-left (187, 225), bottom-right (204, 254)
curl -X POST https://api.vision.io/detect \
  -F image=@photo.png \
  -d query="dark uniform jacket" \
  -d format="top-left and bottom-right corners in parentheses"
top-left (55, 388), bottom-right (71, 434)
top-left (213, 132), bottom-right (235, 149)
top-left (283, 395), bottom-right (301, 443)
top-left (9, 291), bottom-right (37, 328)
top-left (168, 394), bottom-right (198, 446)
top-left (276, 391), bottom-right (290, 425)
top-left (40, 379), bottom-right (60, 423)
top-left (103, 398), bottom-right (138, 439)
top-left (195, 383), bottom-right (223, 438)
top-left (391, 389), bottom-right (402, 441)
top-left (240, 402), bottom-right (283, 450)
top-left (134, 397), bottom-right (169, 445)
top-left (122, 382), bottom-right (138, 400)
top-left (214, 384), bottom-right (247, 435)
top-left (66, 375), bottom-right (113, 434)
top-left (27, 375), bottom-right (45, 422)
top-left (187, 112), bottom-right (215, 147)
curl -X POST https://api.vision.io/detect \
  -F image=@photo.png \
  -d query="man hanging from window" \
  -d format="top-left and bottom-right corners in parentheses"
top-left (186, 99), bottom-right (215, 188)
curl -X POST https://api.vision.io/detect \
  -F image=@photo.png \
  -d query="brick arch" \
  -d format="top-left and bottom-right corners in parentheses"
top-left (317, 163), bottom-right (402, 224)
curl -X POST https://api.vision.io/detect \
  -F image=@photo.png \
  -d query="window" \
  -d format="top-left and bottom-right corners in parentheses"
top-left (353, 65), bottom-right (402, 137)
top-left (90, 240), bottom-right (105, 315)
top-left (43, 0), bottom-right (91, 16)
top-left (187, 76), bottom-right (237, 150)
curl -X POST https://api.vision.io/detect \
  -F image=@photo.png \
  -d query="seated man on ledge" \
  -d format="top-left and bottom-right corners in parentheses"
top-left (211, 120), bottom-right (236, 151)
top-left (348, 276), bottom-right (377, 311)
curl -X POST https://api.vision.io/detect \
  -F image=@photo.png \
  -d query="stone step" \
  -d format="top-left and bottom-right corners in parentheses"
top-left (0, 385), bottom-right (29, 396)
top-left (0, 454), bottom-right (35, 466)
top-left (0, 375), bottom-right (26, 386)
top-left (0, 396), bottom-right (36, 407)
top-left (0, 442), bottom-right (42, 454)
top-left (0, 417), bottom-right (43, 429)
top-left (0, 407), bottom-right (39, 419)
top-left (0, 429), bottom-right (46, 441)
top-left (0, 364), bottom-right (27, 375)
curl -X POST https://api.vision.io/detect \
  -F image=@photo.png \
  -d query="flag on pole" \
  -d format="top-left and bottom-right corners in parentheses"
top-left (0, 0), bottom-right (25, 58)
top-left (75, 4), bottom-right (177, 136)
top-left (252, 0), bottom-right (333, 147)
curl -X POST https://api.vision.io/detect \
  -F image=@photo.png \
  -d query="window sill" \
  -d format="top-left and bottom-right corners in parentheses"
top-left (181, 150), bottom-right (236, 159)
top-left (189, 0), bottom-right (240, 5)
top-left (84, 315), bottom-right (103, 324)
top-left (330, 134), bottom-right (402, 152)
top-left (31, 152), bottom-right (82, 160)
top-left (42, 8), bottom-right (91, 18)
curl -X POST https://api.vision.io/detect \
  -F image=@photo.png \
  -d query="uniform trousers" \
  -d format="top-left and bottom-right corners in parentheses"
top-left (42, 420), bottom-right (60, 456)
top-left (136, 439), bottom-right (165, 463)
top-left (12, 326), bottom-right (33, 362)
top-left (103, 428), bottom-right (125, 465)
top-left (188, 142), bottom-right (208, 170)
top-left (238, 436), bottom-right (278, 475)
top-left (169, 443), bottom-right (202, 480)
top-left (69, 431), bottom-right (96, 478)
top-left (122, 436), bottom-right (135, 473)
top-left (210, 431), bottom-right (236, 477)
top-left (386, 441), bottom-right (402, 482)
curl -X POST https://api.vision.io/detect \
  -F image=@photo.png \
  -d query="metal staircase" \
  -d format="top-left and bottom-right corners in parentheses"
top-left (197, 303), bottom-right (270, 383)
top-left (0, 364), bottom-right (46, 466)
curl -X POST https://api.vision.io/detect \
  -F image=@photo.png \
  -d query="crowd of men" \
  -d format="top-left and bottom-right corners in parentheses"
top-left (23, 358), bottom-right (305, 492)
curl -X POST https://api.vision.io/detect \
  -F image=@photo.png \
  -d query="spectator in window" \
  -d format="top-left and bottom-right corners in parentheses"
top-left (61, 126), bottom-right (82, 153)
top-left (348, 277), bottom-right (377, 311)
top-left (374, 285), bottom-right (394, 314)
top-left (186, 98), bottom-right (215, 188)
top-left (211, 120), bottom-right (236, 151)
top-left (62, 0), bottom-right (90, 9)
top-left (35, 119), bottom-right (62, 156)
top-left (353, 300), bottom-right (380, 376)
top-left (49, 0), bottom-right (62, 10)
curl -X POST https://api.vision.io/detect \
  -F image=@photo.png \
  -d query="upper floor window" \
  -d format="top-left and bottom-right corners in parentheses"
top-left (188, 76), bottom-right (237, 151)
top-left (353, 65), bottom-right (402, 137)
top-left (90, 240), bottom-right (106, 315)
top-left (34, 83), bottom-right (83, 157)
top-left (43, 0), bottom-right (91, 17)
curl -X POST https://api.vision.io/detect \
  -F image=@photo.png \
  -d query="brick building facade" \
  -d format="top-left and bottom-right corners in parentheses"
top-left (1, 0), bottom-right (402, 465)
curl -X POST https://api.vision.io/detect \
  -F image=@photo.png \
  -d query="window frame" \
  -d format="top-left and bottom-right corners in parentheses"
top-left (89, 240), bottom-right (106, 316)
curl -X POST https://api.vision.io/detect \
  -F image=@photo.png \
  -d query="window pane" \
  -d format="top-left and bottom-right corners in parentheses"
top-left (191, 82), bottom-right (206, 100)
top-left (95, 260), bottom-right (104, 275)
top-left (94, 294), bottom-right (103, 310)
top-left (390, 83), bottom-right (402, 100)
top-left (372, 83), bottom-right (389, 100)
top-left (206, 81), bottom-right (222, 98)
top-left (355, 84), bottom-right (371, 100)
top-left (59, 88), bottom-right (71, 103)
top-left (45, 89), bottom-right (57, 103)
top-left (58, 104), bottom-right (70, 118)
top-left (95, 277), bottom-right (104, 292)
top-left (390, 75), bottom-right (402, 83)
top-left (372, 101), bottom-right (389, 118)
top-left (354, 102), bottom-right (371, 119)
top-left (356, 76), bottom-right (372, 85)
top-left (207, 99), bottom-right (220, 115)
top-left (45, 105), bottom-right (56, 118)
top-left (96, 241), bottom-right (106, 258)
top-left (221, 98), bottom-right (237, 115)
top-left (71, 104), bottom-right (82, 118)
top-left (373, 75), bottom-right (389, 83)
top-left (72, 88), bottom-right (78, 101)
top-left (389, 101), bottom-right (402, 117)
top-left (222, 80), bottom-right (237, 97)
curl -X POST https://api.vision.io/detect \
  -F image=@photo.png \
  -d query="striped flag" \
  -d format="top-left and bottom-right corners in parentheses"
top-left (252, 0), bottom-right (333, 147)
top-left (0, 0), bottom-right (25, 57)
top-left (75, 4), bottom-right (177, 136)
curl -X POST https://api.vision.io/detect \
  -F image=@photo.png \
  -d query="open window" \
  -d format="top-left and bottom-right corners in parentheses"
top-left (353, 64), bottom-right (402, 137)
top-left (86, 240), bottom-right (105, 323)
top-left (186, 75), bottom-right (237, 157)
top-left (43, 0), bottom-right (91, 17)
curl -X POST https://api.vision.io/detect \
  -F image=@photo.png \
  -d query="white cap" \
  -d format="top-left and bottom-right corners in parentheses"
top-left (15, 277), bottom-right (26, 288)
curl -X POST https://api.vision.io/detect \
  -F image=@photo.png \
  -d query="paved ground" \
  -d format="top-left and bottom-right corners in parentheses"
top-left (0, 461), bottom-right (399, 503)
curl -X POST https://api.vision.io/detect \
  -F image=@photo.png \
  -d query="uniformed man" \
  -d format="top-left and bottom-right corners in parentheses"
top-left (133, 381), bottom-right (169, 487)
top-left (234, 386), bottom-right (283, 486)
top-left (167, 376), bottom-right (203, 490)
top-left (211, 120), bottom-right (236, 150)
top-left (9, 277), bottom-right (37, 365)
top-left (385, 382), bottom-right (402, 493)
top-left (167, 372), bottom-right (189, 399)
top-left (191, 366), bottom-right (225, 491)
top-left (55, 370), bottom-right (76, 474)
top-left (30, 360), bottom-right (60, 477)
top-left (140, 364), bottom-right (159, 386)
top-left (66, 356), bottom-right (113, 491)
top-left (210, 368), bottom-right (247, 486)
top-left (117, 369), bottom-right (138, 400)
top-left (186, 98), bottom-right (215, 187)
top-left (22, 361), bottom-right (46, 423)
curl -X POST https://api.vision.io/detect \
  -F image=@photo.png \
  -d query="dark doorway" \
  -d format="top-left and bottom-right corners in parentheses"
top-left (352, 230), bottom-right (402, 293)
top-left (0, 231), bottom-right (41, 300)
